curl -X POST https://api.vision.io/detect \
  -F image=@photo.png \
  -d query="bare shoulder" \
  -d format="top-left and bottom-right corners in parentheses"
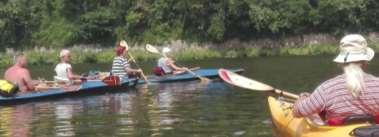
top-left (18, 68), bottom-right (31, 77)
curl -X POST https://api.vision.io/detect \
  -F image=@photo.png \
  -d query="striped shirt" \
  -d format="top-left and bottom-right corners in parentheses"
top-left (111, 56), bottom-right (130, 77)
top-left (293, 74), bottom-right (379, 120)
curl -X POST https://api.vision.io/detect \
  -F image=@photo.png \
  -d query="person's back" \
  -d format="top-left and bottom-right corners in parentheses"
top-left (111, 56), bottom-right (129, 77)
top-left (4, 54), bottom-right (36, 92)
top-left (157, 57), bottom-right (172, 74)
top-left (54, 62), bottom-right (72, 81)
top-left (54, 49), bottom-right (82, 83)
top-left (4, 65), bottom-right (26, 85)
top-left (294, 74), bottom-right (379, 120)
top-left (293, 34), bottom-right (379, 124)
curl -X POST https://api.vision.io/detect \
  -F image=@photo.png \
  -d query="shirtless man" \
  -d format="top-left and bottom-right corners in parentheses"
top-left (4, 54), bottom-right (38, 92)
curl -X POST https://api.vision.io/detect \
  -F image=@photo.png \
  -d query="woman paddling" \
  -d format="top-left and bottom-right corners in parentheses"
top-left (111, 40), bottom-right (143, 79)
top-left (54, 49), bottom-right (82, 84)
top-left (293, 34), bottom-right (379, 125)
top-left (154, 47), bottom-right (188, 76)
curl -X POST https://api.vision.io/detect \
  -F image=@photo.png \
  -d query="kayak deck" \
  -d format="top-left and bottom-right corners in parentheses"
top-left (268, 96), bottom-right (368, 137)
top-left (0, 68), bottom-right (243, 105)
top-left (141, 68), bottom-right (244, 83)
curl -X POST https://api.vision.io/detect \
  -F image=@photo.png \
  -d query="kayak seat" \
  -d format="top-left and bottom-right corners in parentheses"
top-left (351, 125), bottom-right (379, 137)
top-left (344, 114), bottom-right (376, 125)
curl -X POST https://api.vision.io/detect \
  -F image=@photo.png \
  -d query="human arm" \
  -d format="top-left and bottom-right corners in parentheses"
top-left (166, 58), bottom-right (187, 71)
top-left (293, 86), bottom-right (327, 117)
top-left (125, 68), bottom-right (142, 74)
top-left (19, 69), bottom-right (38, 92)
top-left (67, 67), bottom-right (82, 80)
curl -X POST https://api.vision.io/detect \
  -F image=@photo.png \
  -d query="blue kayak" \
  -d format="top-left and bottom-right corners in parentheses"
top-left (0, 68), bottom-right (243, 104)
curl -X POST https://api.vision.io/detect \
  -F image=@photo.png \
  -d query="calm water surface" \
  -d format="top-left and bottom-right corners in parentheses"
top-left (2, 56), bottom-right (379, 137)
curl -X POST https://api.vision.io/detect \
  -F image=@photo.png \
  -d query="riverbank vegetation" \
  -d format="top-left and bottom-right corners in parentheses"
top-left (0, 43), bottom-right (340, 67)
top-left (3, 37), bottom-right (379, 67)
top-left (2, 0), bottom-right (379, 66)
top-left (1, 0), bottom-right (379, 48)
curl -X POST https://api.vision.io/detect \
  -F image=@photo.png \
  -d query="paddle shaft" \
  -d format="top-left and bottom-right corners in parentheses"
top-left (185, 69), bottom-right (208, 81)
top-left (272, 89), bottom-right (299, 99)
top-left (127, 53), bottom-right (148, 82)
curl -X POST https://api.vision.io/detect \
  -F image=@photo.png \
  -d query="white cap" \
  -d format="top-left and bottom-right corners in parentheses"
top-left (59, 49), bottom-right (70, 58)
top-left (162, 47), bottom-right (171, 53)
top-left (333, 34), bottom-right (375, 63)
top-left (162, 47), bottom-right (171, 57)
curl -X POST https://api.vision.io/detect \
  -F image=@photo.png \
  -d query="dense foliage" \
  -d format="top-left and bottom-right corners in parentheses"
top-left (1, 0), bottom-right (378, 48)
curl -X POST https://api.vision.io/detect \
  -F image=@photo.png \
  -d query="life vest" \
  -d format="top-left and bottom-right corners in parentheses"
top-left (102, 75), bottom-right (120, 86)
top-left (153, 67), bottom-right (165, 76)
top-left (0, 80), bottom-right (18, 97)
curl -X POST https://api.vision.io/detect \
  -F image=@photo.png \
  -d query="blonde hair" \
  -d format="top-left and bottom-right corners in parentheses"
top-left (343, 63), bottom-right (365, 97)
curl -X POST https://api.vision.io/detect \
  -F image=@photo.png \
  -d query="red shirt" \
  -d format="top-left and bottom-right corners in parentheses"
top-left (293, 74), bottom-right (379, 120)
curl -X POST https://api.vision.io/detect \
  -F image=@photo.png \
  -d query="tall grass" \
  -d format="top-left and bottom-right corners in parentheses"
top-left (0, 43), bottom-right (365, 67)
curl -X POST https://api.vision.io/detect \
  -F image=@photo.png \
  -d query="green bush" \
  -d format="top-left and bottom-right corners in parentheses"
top-left (2, 0), bottom-right (379, 47)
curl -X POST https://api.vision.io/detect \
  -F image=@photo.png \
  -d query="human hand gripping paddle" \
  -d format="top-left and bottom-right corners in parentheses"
top-left (218, 69), bottom-right (299, 99)
top-left (145, 44), bottom-right (211, 84)
top-left (127, 52), bottom-right (149, 83)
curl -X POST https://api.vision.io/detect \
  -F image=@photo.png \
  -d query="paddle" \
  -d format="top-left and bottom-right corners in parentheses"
top-left (127, 52), bottom-right (149, 82)
top-left (145, 44), bottom-right (211, 83)
top-left (218, 69), bottom-right (299, 99)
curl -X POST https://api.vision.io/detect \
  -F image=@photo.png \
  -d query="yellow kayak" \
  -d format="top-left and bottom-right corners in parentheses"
top-left (267, 96), bottom-right (370, 137)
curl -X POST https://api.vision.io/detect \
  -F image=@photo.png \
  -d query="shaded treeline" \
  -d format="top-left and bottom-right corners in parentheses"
top-left (1, 0), bottom-right (379, 49)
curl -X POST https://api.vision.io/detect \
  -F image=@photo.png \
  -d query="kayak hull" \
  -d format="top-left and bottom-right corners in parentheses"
top-left (0, 68), bottom-right (243, 105)
top-left (268, 96), bottom-right (368, 137)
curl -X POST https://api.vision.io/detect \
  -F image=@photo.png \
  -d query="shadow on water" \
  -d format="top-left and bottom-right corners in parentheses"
top-left (3, 56), bottom-right (379, 137)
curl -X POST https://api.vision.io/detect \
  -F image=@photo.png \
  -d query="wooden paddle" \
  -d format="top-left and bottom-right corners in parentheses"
top-left (127, 52), bottom-right (149, 82)
top-left (145, 44), bottom-right (211, 83)
top-left (146, 44), bottom-right (162, 55)
top-left (218, 69), bottom-right (299, 99)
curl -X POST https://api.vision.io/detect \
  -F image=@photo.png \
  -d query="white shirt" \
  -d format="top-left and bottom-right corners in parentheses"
top-left (158, 57), bottom-right (172, 74)
top-left (54, 63), bottom-right (72, 81)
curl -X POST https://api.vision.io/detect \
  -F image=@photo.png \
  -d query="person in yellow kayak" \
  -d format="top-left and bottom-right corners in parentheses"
top-left (4, 54), bottom-right (39, 92)
top-left (54, 49), bottom-right (82, 83)
top-left (153, 47), bottom-right (188, 76)
top-left (293, 34), bottom-right (379, 125)
top-left (111, 40), bottom-right (143, 79)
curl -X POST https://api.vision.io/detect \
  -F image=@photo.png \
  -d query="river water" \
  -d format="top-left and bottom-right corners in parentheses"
top-left (1, 56), bottom-right (379, 137)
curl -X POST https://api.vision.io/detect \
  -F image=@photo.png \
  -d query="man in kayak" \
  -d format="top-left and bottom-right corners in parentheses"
top-left (154, 47), bottom-right (188, 76)
top-left (293, 34), bottom-right (379, 125)
top-left (4, 54), bottom-right (39, 92)
top-left (54, 49), bottom-right (82, 83)
top-left (111, 40), bottom-right (143, 79)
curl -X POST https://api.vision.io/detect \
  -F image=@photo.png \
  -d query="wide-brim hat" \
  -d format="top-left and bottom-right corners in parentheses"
top-left (333, 34), bottom-right (375, 63)
top-left (119, 40), bottom-right (128, 49)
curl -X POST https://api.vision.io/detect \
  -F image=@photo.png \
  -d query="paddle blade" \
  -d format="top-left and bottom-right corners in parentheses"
top-left (218, 69), bottom-right (275, 91)
top-left (145, 44), bottom-right (161, 54)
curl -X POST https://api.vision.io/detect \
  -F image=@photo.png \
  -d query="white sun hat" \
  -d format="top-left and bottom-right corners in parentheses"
top-left (59, 49), bottom-right (70, 58)
top-left (119, 40), bottom-right (128, 49)
top-left (333, 34), bottom-right (375, 63)
top-left (162, 47), bottom-right (171, 57)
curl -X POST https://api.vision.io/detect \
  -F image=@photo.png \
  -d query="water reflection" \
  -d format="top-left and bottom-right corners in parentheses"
top-left (55, 103), bottom-right (76, 137)
top-left (0, 104), bottom-right (33, 137)
top-left (0, 80), bottom-right (238, 137)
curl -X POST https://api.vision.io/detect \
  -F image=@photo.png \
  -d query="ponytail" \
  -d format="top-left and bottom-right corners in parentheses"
top-left (343, 63), bottom-right (365, 97)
